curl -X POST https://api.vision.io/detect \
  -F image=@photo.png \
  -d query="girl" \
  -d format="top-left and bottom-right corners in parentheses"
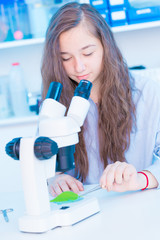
top-left (41, 2), bottom-right (160, 196)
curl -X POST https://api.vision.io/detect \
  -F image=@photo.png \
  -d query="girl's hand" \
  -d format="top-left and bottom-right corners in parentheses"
top-left (47, 174), bottom-right (84, 197)
top-left (100, 161), bottom-right (148, 192)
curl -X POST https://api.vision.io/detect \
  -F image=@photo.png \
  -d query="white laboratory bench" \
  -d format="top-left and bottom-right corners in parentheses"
top-left (0, 187), bottom-right (160, 240)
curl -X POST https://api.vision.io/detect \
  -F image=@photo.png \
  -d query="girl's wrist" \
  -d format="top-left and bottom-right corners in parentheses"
top-left (137, 171), bottom-right (149, 190)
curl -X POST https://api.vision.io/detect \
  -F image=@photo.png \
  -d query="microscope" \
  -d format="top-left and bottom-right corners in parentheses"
top-left (5, 80), bottom-right (100, 233)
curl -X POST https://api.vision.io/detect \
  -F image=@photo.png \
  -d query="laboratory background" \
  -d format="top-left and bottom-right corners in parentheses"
top-left (0, 0), bottom-right (160, 238)
top-left (1, 0), bottom-right (160, 122)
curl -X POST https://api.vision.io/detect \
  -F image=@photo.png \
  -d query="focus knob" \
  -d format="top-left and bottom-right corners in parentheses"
top-left (5, 137), bottom-right (21, 160)
top-left (34, 137), bottom-right (58, 160)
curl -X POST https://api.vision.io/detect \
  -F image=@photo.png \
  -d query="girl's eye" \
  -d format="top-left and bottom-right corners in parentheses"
top-left (62, 57), bottom-right (71, 62)
top-left (84, 52), bottom-right (93, 56)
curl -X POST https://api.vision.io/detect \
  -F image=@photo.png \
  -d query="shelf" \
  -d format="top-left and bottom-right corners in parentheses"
top-left (0, 115), bottom-right (38, 127)
top-left (0, 38), bottom-right (45, 49)
top-left (112, 20), bottom-right (160, 33)
top-left (0, 20), bottom-right (160, 49)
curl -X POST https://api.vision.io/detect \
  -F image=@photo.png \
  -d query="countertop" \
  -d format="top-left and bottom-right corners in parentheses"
top-left (0, 187), bottom-right (160, 240)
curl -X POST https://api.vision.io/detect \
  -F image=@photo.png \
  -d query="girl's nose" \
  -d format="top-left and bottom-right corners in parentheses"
top-left (74, 58), bottom-right (86, 73)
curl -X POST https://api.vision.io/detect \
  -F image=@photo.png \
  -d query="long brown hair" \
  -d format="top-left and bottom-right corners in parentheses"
top-left (41, 2), bottom-right (136, 181)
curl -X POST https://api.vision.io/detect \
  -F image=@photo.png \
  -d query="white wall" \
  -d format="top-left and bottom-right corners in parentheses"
top-left (114, 26), bottom-right (160, 68)
top-left (0, 26), bottom-right (160, 94)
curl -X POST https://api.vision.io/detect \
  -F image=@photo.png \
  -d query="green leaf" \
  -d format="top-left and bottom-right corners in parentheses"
top-left (50, 191), bottom-right (80, 203)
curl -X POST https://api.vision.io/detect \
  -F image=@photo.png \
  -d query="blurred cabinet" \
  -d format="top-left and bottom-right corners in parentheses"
top-left (0, 19), bottom-right (160, 49)
top-left (1, 0), bottom-right (160, 48)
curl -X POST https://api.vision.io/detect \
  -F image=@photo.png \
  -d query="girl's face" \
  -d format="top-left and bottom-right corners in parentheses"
top-left (59, 22), bottom-right (104, 88)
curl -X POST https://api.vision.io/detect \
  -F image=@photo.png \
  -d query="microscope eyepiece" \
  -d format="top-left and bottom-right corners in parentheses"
top-left (46, 82), bottom-right (62, 101)
top-left (74, 80), bottom-right (92, 100)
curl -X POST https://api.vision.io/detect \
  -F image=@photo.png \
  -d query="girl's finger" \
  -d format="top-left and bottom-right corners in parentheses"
top-left (104, 161), bottom-right (121, 189)
top-left (114, 162), bottom-right (128, 184)
top-left (123, 164), bottom-right (136, 182)
top-left (66, 178), bottom-right (82, 194)
top-left (58, 179), bottom-right (71, 192)
top-left (52, 183), bottom-right (63, 196)
top-left (49, 186), bottom-right (57, 197)
top-left (75, 179), bottom-right (84, 191)
top-left (100, 164), bottom-right (113, 188)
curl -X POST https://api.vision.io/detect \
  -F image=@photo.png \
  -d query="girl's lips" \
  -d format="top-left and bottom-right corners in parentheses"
top-left (77, 74), bottom-right (89, 80)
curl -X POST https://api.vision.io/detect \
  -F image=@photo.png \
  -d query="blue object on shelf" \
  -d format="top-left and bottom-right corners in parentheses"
top-left (99, 9), bottom-right (110, 24)
top-left (0, 0), bottom-right (31, 42)
top-left (90, 0), bottom-right (108, 10)
top-left (109, 8), bottom-right (128, 26)
top-left (127, 6), bottom-right (160, 24)
top-left (108, 0), bottom-right (127, 9)
top-left (0, 0), bottom-right (14, 41)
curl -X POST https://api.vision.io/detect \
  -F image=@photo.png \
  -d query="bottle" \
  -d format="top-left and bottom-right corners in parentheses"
top-left (0, 75), bottom-right (13, 118)
top-left (9, 62), bottom-right (30, 117)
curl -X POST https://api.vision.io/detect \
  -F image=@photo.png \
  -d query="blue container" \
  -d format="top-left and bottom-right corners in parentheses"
top-left (0, 0), bottom-right (31, 41)
top-left (108, 0), bottom-right (127, 9)
top-left (127, 6), bottom-right (160, 24)
top-left (110, 8), bottom-right (128, 26)
top-left (99, 9), bottom-right (110, 24)
top-left (0, 0), bottom-right (14, 41)
top-left (8, 0), bottom-right (31, 40)
top-left (90, 0), bottom-right (108, 10)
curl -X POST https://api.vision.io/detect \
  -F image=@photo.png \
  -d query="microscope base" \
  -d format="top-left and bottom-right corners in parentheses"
top-left (19, 197), bottom-right (100, 233)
